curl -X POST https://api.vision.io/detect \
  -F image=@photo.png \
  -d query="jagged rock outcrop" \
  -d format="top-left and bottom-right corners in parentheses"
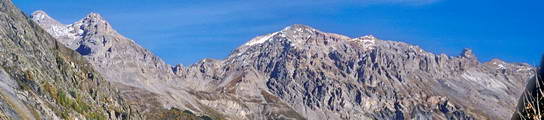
top-left (31, 8), bottom-right (535, 120)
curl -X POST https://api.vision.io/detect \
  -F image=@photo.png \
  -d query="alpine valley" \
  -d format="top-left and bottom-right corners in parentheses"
top-left (0, 0), bottom-right (536, 119)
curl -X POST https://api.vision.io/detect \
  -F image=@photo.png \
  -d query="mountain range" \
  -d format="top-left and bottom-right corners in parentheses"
top-left (0, 0), bottom-right (536, 119)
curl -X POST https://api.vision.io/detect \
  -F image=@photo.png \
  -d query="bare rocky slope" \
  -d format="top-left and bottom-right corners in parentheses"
top-left (0, 0), bottom-right (134, 119)
top-left (30, 7), bottom-right (536, 120)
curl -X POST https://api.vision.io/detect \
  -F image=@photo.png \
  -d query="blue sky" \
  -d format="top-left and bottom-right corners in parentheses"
top-left (13, 0), bottom-right (544, 65)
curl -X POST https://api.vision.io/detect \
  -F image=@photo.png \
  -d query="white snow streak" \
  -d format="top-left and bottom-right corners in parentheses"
top-left (351, 35), bottom-right (376, 50)
top-left (244, 32), bottom-right (278, 46)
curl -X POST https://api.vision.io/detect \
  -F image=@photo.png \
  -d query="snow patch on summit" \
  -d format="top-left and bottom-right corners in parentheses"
top-left (32, 11), bottom-right (47, 21)
top-left (490, 59), bottom-right (508, 69)
top-left (244, 32), bottom-right (278, 46)
top-left (30, 10), bottom-right (82, 44)
top-left (351, 35), bottom-right (377, 50)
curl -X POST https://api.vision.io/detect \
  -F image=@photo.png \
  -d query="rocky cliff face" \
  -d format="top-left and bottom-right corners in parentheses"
top-left (31, 8), bottom-right (535, 120)
top-left (0, 0), bottom-right (134, 119)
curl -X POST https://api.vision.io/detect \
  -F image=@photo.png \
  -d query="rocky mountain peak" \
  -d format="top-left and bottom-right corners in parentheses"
top-left (30, 10), bottom-right (63, 27)
top-left (30, 10), bottom-right (57, 23)
top-left (242, 24), bottom-right (316, 47)
top-left (31, 9), bottom-right (47, 15)
top-left (242, 24), bottom-right (352, 48)
top-left (489, 58), bottom-right (505, 63)
top-left (82, 12), bottom-right (105, 22)
top-left (278, 24), bottom-right (328, 40)
top-left (461, 48), bottom-right (477, 59)
top-left (30, 11), bottom-right (117, 50)
top-left (32, 10), bottom-right (182, 104)
top-left (280, 24), bottom-right (317, 33)
top-left (30, 10), bottom-right (78, 42)
top-left (484, 58), bottom-right (511, 69)
top-left (357, 35), bottom-right (377, 40)
top-left (351, 35), bottom-right (377, 50)
top-left (76, 12), bottom-right (112, 31)
top-left (86, 12), bottom-right (101, 18)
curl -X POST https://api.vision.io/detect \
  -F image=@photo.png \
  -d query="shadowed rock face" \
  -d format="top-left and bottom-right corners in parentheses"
top-left (32, 8), bottom-right (535, 120)
top-left (512, 58), bottom-right (543, 120)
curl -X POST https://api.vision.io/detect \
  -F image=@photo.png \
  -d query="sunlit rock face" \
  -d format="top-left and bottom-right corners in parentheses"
top-left (215, 24), bottom-right (534, 120)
